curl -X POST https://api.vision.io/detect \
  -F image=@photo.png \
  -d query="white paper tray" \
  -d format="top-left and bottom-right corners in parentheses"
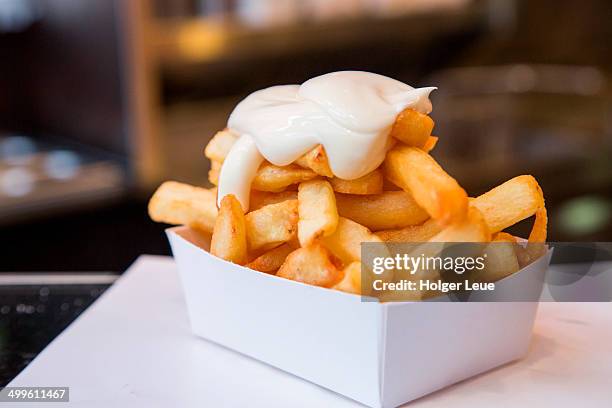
top-left (168, 227), bottom-right (551, 408)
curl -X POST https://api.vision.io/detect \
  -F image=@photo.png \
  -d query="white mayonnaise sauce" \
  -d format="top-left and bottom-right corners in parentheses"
top-left (218, 71), bottom-right (435, 210)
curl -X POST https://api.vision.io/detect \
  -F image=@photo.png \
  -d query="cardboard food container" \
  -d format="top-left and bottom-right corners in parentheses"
top-left (167, 226), bottom-right (551, 408)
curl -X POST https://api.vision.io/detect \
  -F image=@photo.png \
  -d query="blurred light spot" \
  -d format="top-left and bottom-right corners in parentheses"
top-left (574, 67), bottom-right (605, 95)
top-left (0, 135), bottom-right (36, 165)
top-left (177, 21), bottom-right (225, 62)
top-left (0, 0), bottom-right (38, 32)
top-left (0, 167), bottom-right (34, 197)
top-left (44, 150), bottom-right (80, 180)
top-left (505, 65), bottom-right (537, 92)
top-left (558, 196), bottom-right (612, 236)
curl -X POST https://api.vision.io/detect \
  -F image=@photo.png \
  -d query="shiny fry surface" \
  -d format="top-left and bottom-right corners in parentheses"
top-left (210, 195), bottom-right (247, 264)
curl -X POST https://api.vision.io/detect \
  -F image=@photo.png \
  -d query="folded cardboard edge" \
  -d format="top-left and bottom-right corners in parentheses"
top-left (166, 226), bottom-right (377, 301)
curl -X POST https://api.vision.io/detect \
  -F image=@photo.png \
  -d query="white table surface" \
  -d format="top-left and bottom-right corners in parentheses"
top-left (6, 256), bottom-right (612, 407)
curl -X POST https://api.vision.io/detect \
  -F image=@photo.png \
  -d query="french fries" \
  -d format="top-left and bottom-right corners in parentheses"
top-left (336, 191), bottom-right (428, 231)
top-left (422, 136), bottom-right (438, 153)
top-left (148, 181), bottom-right (218, 233)
top-left (480, 233), bottom-right (520, 282)
top-left (320, 217), bottom-right (394, 293)
top-left (429, 207), bottom-right (490, 243)
top-left (252, 163), bottom-right (318, 192)
top-left (210, 195), bottom-right (247, 264)
top-left (246, 240), bottom-right (298, 273)
top-left (150, 106), bottom-right (548, 297)
top-left (471, 175), bottom-right (544, 233)
top-left (249, 190), bottom-right (297, 211)
top-left (208, 160), bottom-right (221, 185)
top-left (245, 199), bottom-right (299, 252)
top-left (204, 129), bottom-right (238, 163)
top-left (329, 169), bottom-right (383, 195)
top-left (333, 262), bottom-right (362, 295)
top-left (384, 145), bottom-right (468, 225)
top-left (297, 180), bottom-right (339, 246)
top-left (376, 219), bottom-right (442, 243)
top-left (277, 243), bottom-right (342, 287)
top-left (294, 145), bottom-right (334, 177)
top-left (389, 108), bottom-right (434, 148)
top-left (321, 217), bottom-right (380, 263)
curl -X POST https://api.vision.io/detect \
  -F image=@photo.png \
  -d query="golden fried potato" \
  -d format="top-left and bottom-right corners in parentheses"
top-left (298, 180), bottom-right (339, 246)
top-left (208, 160), bottom-right (221, 185)
top-left (333, 262), bottom-right (362, 295)
top-left (480, 232), bottom-right (520, 282)
top-left (422, 136), bottom-right (438, 153)
top-left (252, 163), bottom-right (318, 192)
top-left (329, 169), bottom-right (383, 195)
top-left (529, 207), bottom-right (548, 243)
top-left (245, 199), bottom-right (299, 251)
top-left (525, 206), bottom-right (548, 263)
top-left (249, 190), bottom-right (297, 211)
top-left (277, 243), bottom-right (342, 287)
top-left (321, 217), bottom-right (381, 263)
top-left (148, 181), bottom-right (218, 233)
top-left (204, 129), bottom-right (238, 163)
top-left (390, 108), bottom-right (434, 148)
top-left (429, 207), bottom-right (490, 243)
top-left (375, 219), bottom-right (442, 243)
top-left (246, 240), bottom-right (299, 273)
top-left (471, 175), bottom-right (544, 234)
top-left (294, 145), bottom-right (333, 177)
top-left (384, 145), bottom-right (468, 225)
top-left (335, 191), bottom-right (428, 231)
top-left (210, 195), bottom-right (247, 264)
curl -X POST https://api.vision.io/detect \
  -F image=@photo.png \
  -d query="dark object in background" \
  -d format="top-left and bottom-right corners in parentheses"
top-left (0, 281), bottom-right (113, 386)
top-left (0, 197), bottom-right (169, 272)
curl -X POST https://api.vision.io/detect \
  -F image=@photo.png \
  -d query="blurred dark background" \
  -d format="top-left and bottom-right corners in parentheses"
top-left (1, 0), bottom-right (611, 273)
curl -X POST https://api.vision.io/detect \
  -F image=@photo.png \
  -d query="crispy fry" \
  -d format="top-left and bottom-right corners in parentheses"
top-left (375, 219), bottom-right (442, 243)
top-left (210, 195), bottom-right (247, 264)
top-left (204, 129), bottom-right (238, 163)
top-left (329, 169), bottom-right (383, 195)
top-left (148, 181), bottom-right (218, 233)
top-left (245, 199), bottom-right (299, 251)
top-left (333, 262), bottom-right (362, 295)
top-left (384, 145), bottom-right (468, 225)
top-left (471, 175), bottom-right (544, 234)
top-left (321, 217), bottom-right (382, 263)
top-left (294, 145), bottom-right (334, 177)
top-left (208, 160), bottom-right (221, 185)
top-left (252, 163), bottom-right (318, 192)
top-left (525, 206), bottom-right (548, 263)
top-left (480, 232), bottom-right (520, 282)
top-left (390, 108), bottom-right (434, 148)
top-left (249, 190), bottom-right (297, 211)
top-left (493, 232), bottom-right (518, 242)
top-left (298, 180), bottom-right (339, 246)
top-left (422, 136), bottom-right (438, 153)
top-left (429, 207), bottom-right (490, 243)
top-left (336, 191), bottom-right (428, 231)
top-left (246, 240), bottom-right (299, 273)
top-left (529, 207), bottom-right (548, 243)
top-left (277, 243), bottom-right (342, 287)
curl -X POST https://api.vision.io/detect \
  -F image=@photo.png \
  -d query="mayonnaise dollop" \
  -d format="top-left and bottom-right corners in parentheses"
top-left (218, 71), bottom-right (435, 210)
